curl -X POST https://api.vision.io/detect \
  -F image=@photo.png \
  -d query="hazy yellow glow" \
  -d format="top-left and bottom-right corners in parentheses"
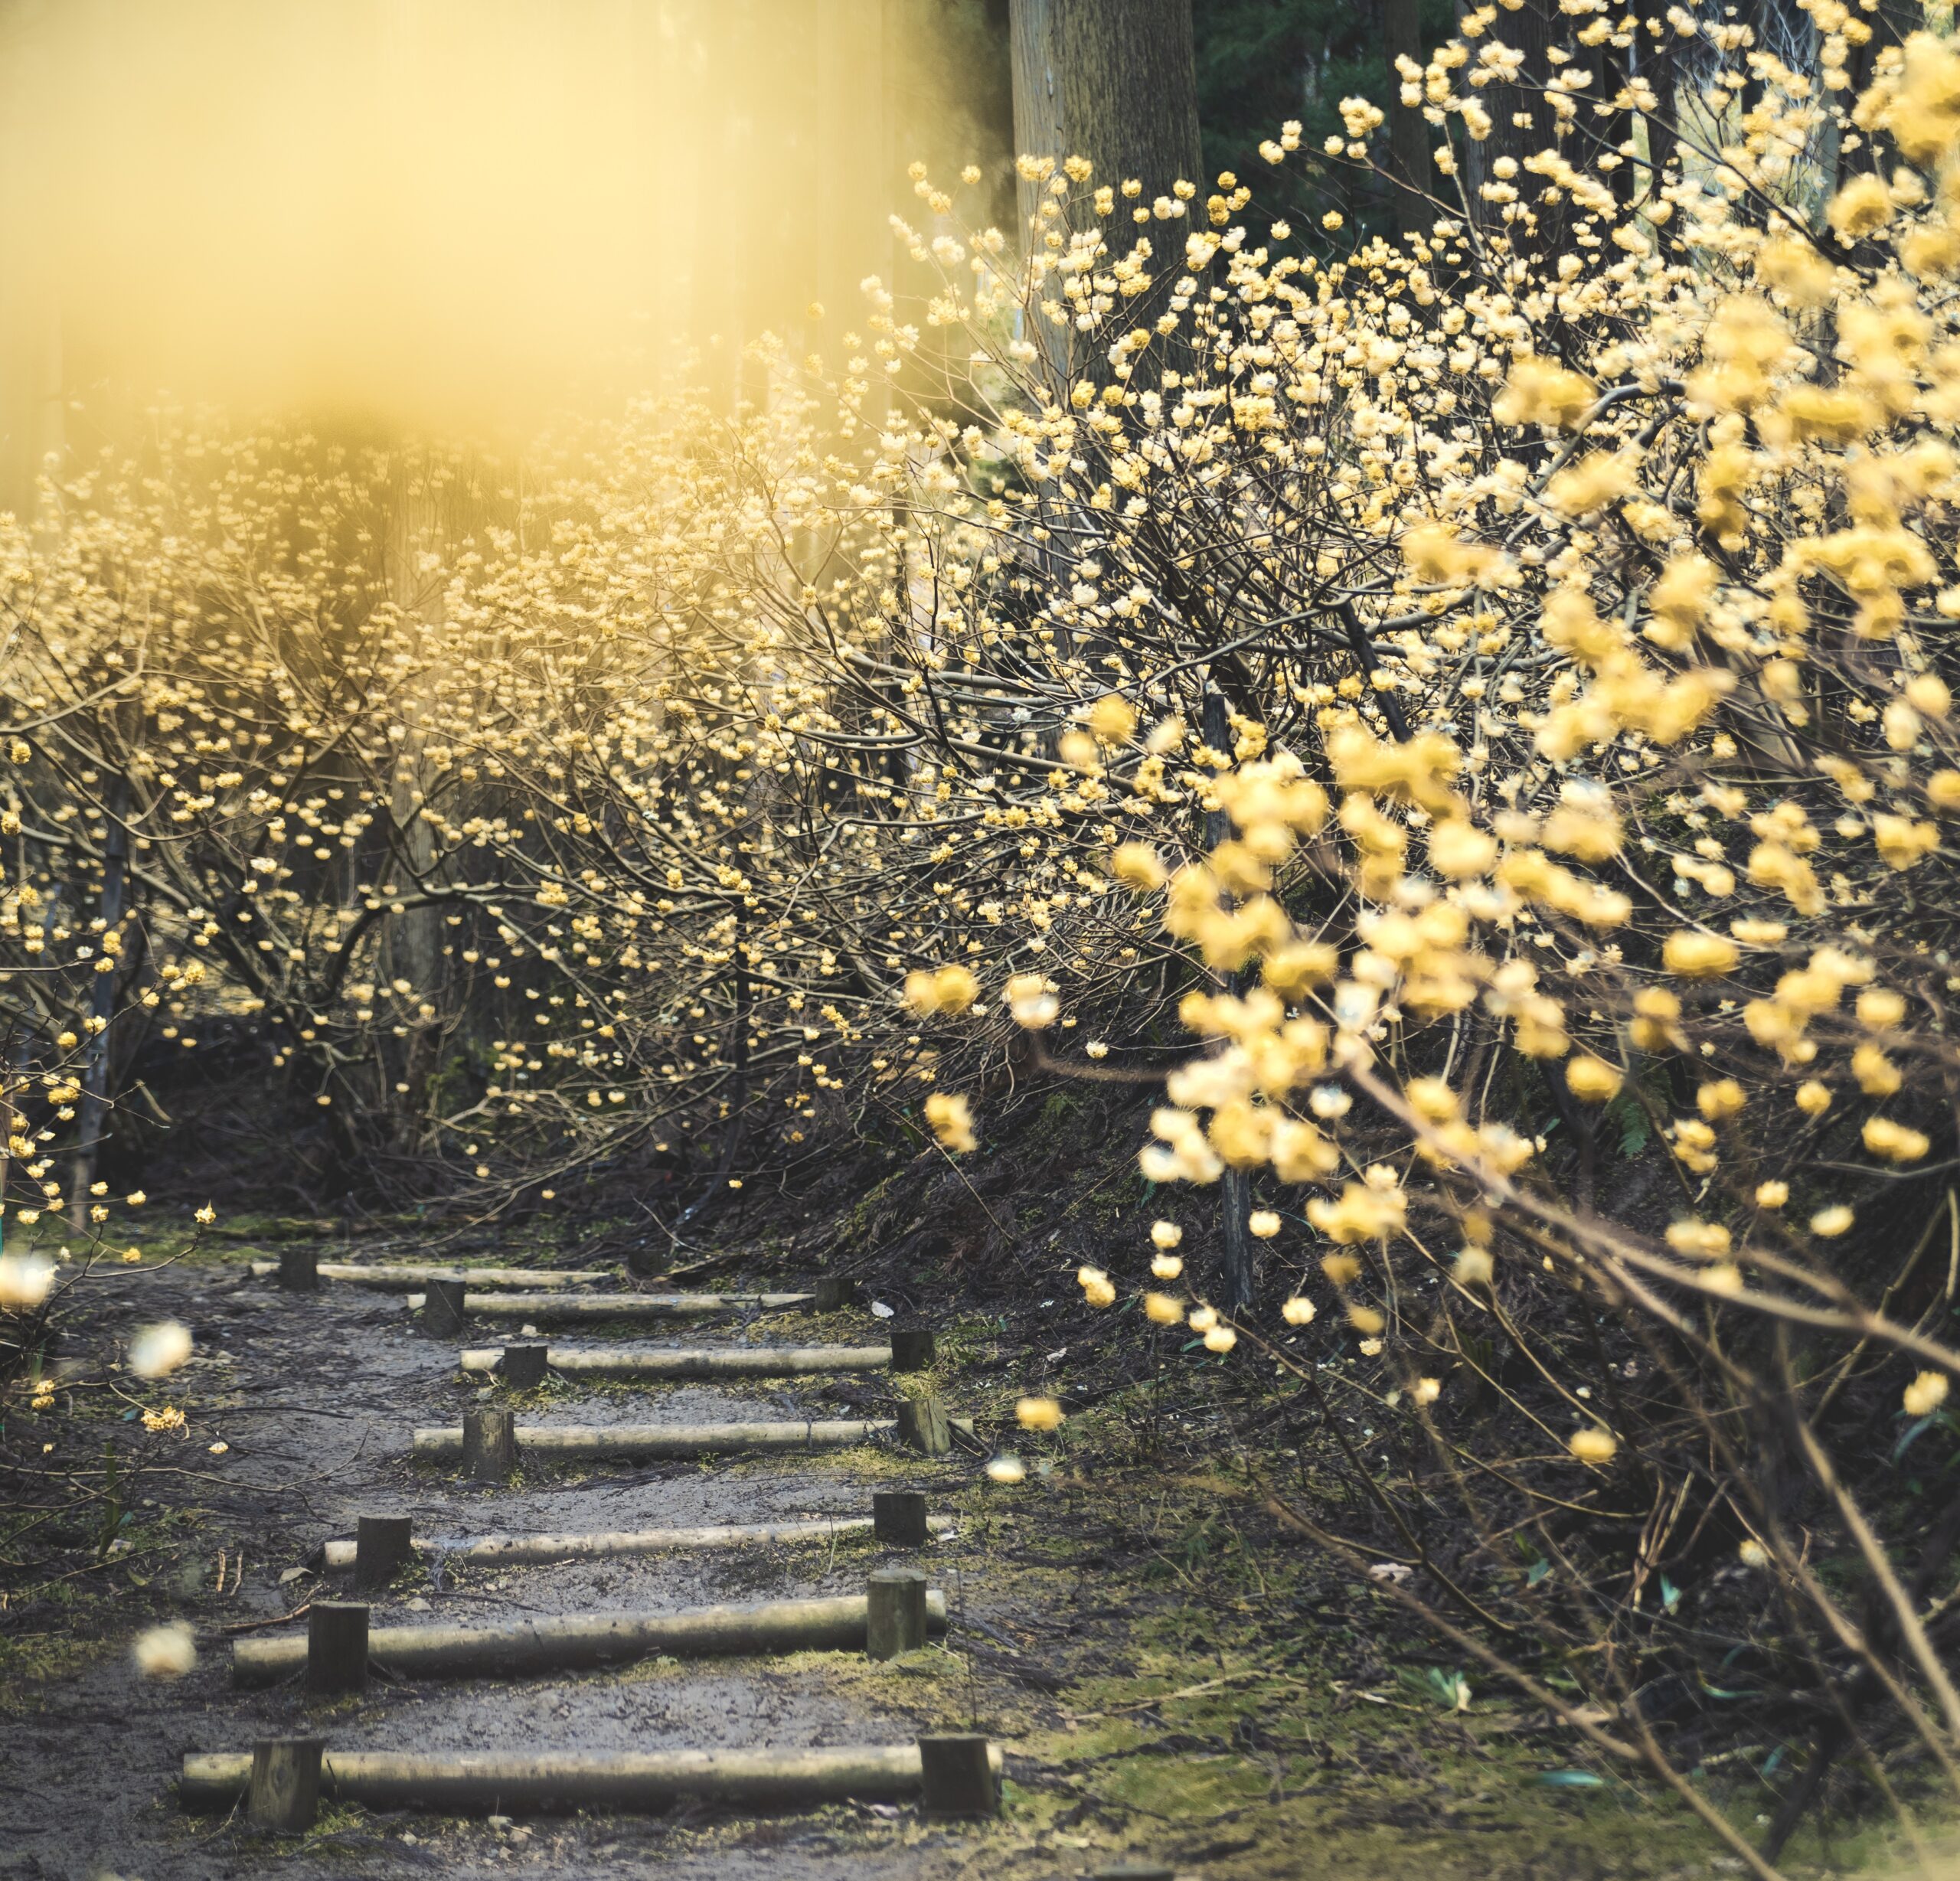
top-left (0, 0), bottom-right (899, 466)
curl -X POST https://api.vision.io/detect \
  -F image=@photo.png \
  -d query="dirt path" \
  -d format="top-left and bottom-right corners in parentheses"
top-left (1, 1252), bottom-right (1040, 1880)
top-left (7, 1239), bottom-right (1906, 1881)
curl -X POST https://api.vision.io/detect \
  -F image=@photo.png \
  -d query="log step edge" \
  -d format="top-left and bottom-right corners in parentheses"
top-left (181, 1742), bottom-right (1004, 1814)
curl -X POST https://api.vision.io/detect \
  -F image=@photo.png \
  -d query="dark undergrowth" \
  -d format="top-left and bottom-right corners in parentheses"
top-left (2, 1062), bottom-right (1951, 1876)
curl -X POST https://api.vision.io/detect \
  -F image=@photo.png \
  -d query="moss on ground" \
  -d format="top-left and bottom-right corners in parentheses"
top-left (10, 1232), bottom-right (1954, 1877)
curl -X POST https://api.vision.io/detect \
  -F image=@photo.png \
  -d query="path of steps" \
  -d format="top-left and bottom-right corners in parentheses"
top-left (179, 1259), bottom-right (1017, 1842)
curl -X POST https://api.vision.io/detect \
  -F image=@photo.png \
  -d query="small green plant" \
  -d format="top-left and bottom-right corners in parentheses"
top-left (92, 1437), bottom-right (122, 1559)
top-left (1398, 1664), bottom-right (1472, 1713)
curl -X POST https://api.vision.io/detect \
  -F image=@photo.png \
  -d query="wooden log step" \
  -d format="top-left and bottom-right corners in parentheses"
top-left (403, 1292), bottom-right (815, 1321)
top-left (315, 1513), bottom-right (956, 1571)
top-left (181, 1742), bottom-right (1003, 1814)
top-left (412, 1419), bottom-right (894, 1460)
top-left (231, 1589), bottom-right (950, 1686)
top-left (250, 1262), bottom-right (610, 1291)
top-left (456, 1344), bottom-right (893, 1378)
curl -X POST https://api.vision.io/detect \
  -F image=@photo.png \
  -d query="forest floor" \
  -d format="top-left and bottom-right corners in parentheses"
top-left (0, 1216), bottom-right (1942, 1881)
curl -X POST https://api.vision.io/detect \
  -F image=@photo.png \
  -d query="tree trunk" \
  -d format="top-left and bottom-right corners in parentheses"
top-left (0, 1034), bottom-right (26, 1243)
top-left (0, 6), bottom-right (64, 525)
top-left (1637, 24), bottom-right (1681, 206)
top-left (1596, 38), bottom-right (1637, 216)
top-left (1009, 0), bottom-right (1067, 244)
top-left (1008, 0), bottom-right (1202, 381)
top-left (1382, 0), bottom-right (1429, 235)
top-left (1480, 0), bottom-right (1565, 262)
top-left (1834, 0), bottom-right (1923, 185)
top-left (381, 464), bottom-right (449, 1159)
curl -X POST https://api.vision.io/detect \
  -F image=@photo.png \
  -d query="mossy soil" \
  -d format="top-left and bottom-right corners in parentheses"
top-left (0, 1224), bottom-right (1942, 1879)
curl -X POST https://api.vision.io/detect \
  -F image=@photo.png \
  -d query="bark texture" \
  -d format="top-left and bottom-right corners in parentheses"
top-left (1008, 0), bottom-right (1202, 261)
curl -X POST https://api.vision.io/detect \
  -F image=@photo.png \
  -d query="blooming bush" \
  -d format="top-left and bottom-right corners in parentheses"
top-left (4, 7), bottom-right (1960, 1853)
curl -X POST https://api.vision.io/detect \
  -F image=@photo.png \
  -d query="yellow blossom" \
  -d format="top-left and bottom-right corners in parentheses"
top-left (1663, 932), bottom-right (1740, 979)
top-left (1077, 1265), bottom-right (1116, 1308)
top-left (1015, 1396), bottom-right (1064, 1432)
top-left (1565, 1056), bottom-right (1622, 1103)
top-left (923, 1092), bottom-right (976, 1153)
top-left (1903, 1370), bottom-right (1949, 1416)
top-left (1569, 1427), bottom-right (1619, 1465)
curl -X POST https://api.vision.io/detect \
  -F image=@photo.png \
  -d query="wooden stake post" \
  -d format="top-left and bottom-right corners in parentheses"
top-left (422, 1278), bottom-right (469, 1336)
top-left (918, 1734), bottom-right (998, 1817)
top-left (873, 1490), bottom-right (930, 1547)
top-left (462, 1407), bottom-right (515, 1481)
top-left (277, 1246), bottom-right (319, 1292)
top-left (247, 1736), bottom-right (323, 1831)
top-left (353, 1515), bottom-right (413, 1591)
top-left (865, 1568), bottom-right (927, 1659)
top-left (888, 1328), bottom-right (936, 1373)
top-left (307, 1602), bottom-right (368, 1693)
top-left (498, 1343), bottom-right (549, 1388)
top-left (896, 1396), bottom-right (951, 1455)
